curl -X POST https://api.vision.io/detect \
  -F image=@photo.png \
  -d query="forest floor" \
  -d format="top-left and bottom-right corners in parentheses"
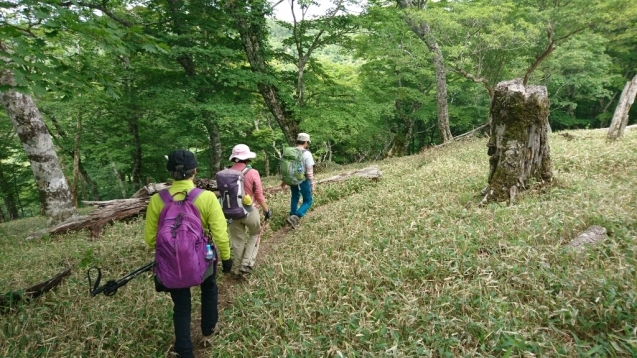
top-left (1, 128), bottom-right (636, 357)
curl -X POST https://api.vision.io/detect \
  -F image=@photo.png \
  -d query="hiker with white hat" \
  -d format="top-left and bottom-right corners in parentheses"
top-left (279, 133), bottom-right (315, 229)
top-left (217, 144), bottom-right (271, 277)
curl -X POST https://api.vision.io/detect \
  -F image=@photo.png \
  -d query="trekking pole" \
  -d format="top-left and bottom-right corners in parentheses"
top-left (247, 219), bottom-right (268, 267)
top-left (87, 261), bottom-right (155, 297)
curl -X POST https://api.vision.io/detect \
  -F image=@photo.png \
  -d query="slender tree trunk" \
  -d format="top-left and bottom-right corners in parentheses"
top-left (111, 162), bottom-right (127, 198)
top-left (607, 74), bottom-right (637, 141)
top-left (72, 113), bottom-right (82, 207)
top-left (48, 114), bottom-right (100, 200)
top-left (263, 150), bottom-right (269, 177)
top-left (403, 118), bottom-right (416, 155)
top-left (396, 1), bottom-right (452, 143)
top-left (226, 0), bottom-right (299, 145)
top-left (429, 43), bottom-right (452, 143)
top-left (80, 172), bottom-right (87, 202)
top-left (0, 164), bottom-right (19, 220)
top-left (203, 119), bottom-right (222, 177)
top-left (482, 79), bottom-right (552, 204)
top-left (128, 116), bottom-right (142, 190)
top-left (12, 171), bottom-right (25, 217)
top-left (0, 71), bottom-right (75, 225)
top-left (296, 64), bottom-right (306, 107)
top-left (79, 159), bottom-right (100, 200)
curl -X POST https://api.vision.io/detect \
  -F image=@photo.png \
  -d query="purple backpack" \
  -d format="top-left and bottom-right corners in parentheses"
top-left (155, 188), bottom-right (214, 289)
top-left (216, 167), bottom-right (252, 220)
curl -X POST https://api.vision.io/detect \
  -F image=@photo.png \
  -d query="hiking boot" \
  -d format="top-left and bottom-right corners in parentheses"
top-left (199, 326), bottom-right (219, 348)
top-left (239, 265), bottom-right (253, 274)
top-left (287, 215), bottom-right (299, 229)
top-left (232, 272), bottom-right (245, 280)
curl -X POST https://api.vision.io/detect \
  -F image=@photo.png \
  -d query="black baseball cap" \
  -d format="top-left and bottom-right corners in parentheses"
top-left (166, 149), bottom-right (198, 171)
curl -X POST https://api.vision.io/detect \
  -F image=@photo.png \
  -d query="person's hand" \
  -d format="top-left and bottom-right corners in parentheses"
top-left (264, 209), bottom-right (273, 220)
top-left (222, 259), bottom-right (232, 273)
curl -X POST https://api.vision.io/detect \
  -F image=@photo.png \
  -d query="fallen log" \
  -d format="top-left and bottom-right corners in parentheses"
top-left (131, 179), bottom-right (218, 199)
top-left (27, 200), bottom-right (149, 239)
top-left (1, 267), bottom-right (72, 312)
top-left (454, 122), bottom-right (489, 141)
top-left (264, 165), bottom-right (382, 195)
top-left (26, 167), bottom-right (381, 239)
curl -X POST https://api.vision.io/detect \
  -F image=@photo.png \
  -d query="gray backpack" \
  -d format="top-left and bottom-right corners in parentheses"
top-left (215, 167), bottom-right (252, 220)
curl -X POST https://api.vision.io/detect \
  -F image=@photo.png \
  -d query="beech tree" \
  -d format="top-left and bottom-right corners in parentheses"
top-left (0, 36), bottom-right (76, 224)
top-left (395, 0), bottom-right (452, 143)
top-left (0, 0), bottom-right (139, 222)
top-left (225, 0), bottom-right (300, 145)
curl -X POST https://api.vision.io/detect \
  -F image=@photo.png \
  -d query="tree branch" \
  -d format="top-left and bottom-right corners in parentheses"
top-left (454, 65), bottom-right (493, 98)
top-left (523, 26), bottom-right (555, 86)
top-left (60, 0), bottom-right (134, 27)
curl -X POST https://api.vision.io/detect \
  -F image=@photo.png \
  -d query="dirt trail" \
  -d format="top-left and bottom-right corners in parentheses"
top-left (190, 220), bottom-right (297, 357)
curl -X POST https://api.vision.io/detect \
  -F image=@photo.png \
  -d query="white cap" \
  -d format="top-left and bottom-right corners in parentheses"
top-left (297, 133), bottom-right (311, 143)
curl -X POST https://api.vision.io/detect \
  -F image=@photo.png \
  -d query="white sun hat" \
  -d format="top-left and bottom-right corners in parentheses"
top-left (229, 144), bottom-right (257, 161)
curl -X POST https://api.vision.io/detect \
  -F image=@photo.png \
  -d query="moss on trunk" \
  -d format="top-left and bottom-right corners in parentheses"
top-left (483, 79), bottom-right (552, 203)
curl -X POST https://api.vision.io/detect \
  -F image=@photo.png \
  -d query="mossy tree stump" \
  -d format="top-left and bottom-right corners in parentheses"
top-left (482, 79), bottom-right (553, 203)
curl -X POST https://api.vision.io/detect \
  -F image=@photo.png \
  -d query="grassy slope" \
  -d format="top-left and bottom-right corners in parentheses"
top-left (1, 129), bottom-right (636, 357)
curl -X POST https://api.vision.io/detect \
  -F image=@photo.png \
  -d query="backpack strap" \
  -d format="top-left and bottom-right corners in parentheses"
top-left (186, 187), bottom-right (204, 204)
top-left (240, 166), bottom-right (257, 193)
top-left (158, 190), bottom-right (173, 205)
top-left (296, 148), bottom-right (305, 161)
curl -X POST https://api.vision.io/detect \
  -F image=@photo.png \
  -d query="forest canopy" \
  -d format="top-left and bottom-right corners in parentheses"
top-left (0, 0), bottom-right (635, 220)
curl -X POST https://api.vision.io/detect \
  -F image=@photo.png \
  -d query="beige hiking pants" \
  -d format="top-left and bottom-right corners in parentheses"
top-left (229, 209), bottom-right (261, 273)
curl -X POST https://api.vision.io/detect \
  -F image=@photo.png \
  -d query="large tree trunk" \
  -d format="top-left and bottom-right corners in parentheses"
top-left (0, 74), bottom-right (75, 225)
top-left (482, 79), bottom-right (552, 204)
top-left (204, 119), bottom-right (222, 177)
top-left (396, 1), bottom-right (452, 143)
top-left (607, 74), bottom-right (637, 141)
top-left (226, 0), bottom-right (299, 145)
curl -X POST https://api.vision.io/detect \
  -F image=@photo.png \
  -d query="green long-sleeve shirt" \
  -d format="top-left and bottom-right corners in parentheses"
top-left (144, 179), bottom-right (231, 261)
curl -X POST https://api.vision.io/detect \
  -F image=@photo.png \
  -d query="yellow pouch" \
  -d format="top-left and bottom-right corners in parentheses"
top-left (242, 194), bottom-right (253, 206)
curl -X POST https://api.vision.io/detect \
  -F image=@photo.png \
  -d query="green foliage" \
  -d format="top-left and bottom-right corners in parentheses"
top-left (540, 34), bottom-right (617, 129)
top-left (1, 0), bottom-right (635, 218)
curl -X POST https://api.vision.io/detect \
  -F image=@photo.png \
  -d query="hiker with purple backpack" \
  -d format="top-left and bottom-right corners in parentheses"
top-left (144, 149), bottom-right (232, 358)
top-left (216, 144), bottom-right (272, 277)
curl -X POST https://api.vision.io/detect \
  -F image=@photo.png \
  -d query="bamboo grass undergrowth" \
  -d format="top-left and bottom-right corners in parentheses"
top-left (1, 129), bottom-right (636, 357)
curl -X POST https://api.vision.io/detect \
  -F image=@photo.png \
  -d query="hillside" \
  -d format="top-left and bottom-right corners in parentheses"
top-left (1, 129), bottom-right (636, 357)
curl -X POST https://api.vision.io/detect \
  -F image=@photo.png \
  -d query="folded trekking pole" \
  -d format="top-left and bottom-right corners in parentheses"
top-left (87, 261), bottom-right (155, 297)
top-left (248, 219), bottom-right (268, 267)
